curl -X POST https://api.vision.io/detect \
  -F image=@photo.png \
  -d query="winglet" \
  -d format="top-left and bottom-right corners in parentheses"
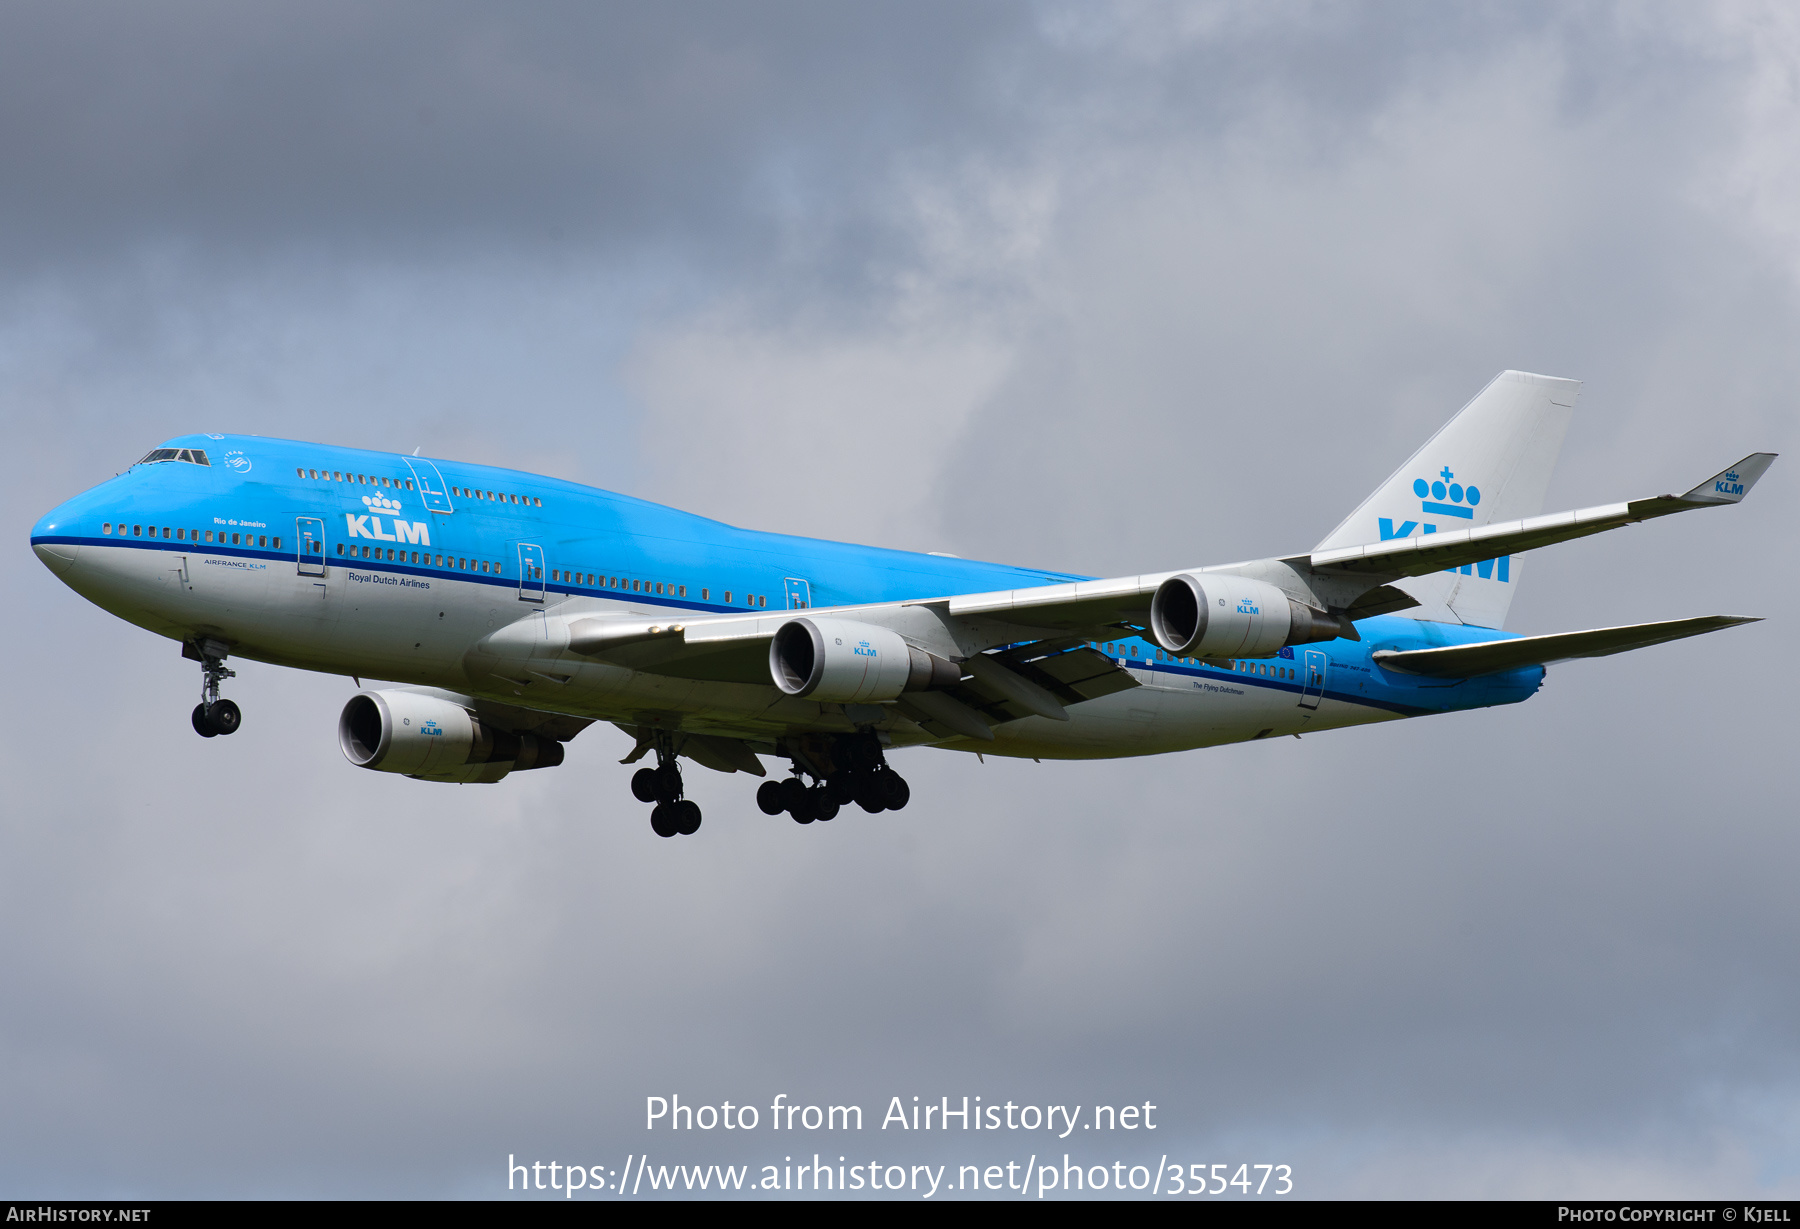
top-left (1678, 453), bottom-right (1777, 505)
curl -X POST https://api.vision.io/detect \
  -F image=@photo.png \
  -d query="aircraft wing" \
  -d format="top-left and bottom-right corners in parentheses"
top-left (1370, 615), bottom-right (1759, 678)
top-left (549, 453), bottom-right (1774, 694)
top-left (1308, 453), bottom-right (1776, 578)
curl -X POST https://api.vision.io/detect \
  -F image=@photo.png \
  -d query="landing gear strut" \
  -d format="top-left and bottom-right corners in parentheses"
top-left (632, 732), bottom-right (701, 838)
top-left (187, 640), bottom-right (241, 738)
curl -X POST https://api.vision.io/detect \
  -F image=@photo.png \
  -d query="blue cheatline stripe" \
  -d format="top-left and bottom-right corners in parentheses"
top-left (44, 534), bottom-right (1442, 713)
top-left (35, 533), bottom-right (755, 613)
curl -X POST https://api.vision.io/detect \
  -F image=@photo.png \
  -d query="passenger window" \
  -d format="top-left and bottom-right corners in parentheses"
top-left (336, 544), bottom-right (344, 555)
top-left (405, 480), bottom-right (414, 490)
top-left (679, 585), bottom-right (686, 597)
top-left (296, 467), bottom-right (304, 478)
top-left (701, 588), bottom-right (709, 600)
top-left (274, 538), bottom-right (282, 550)
top-left (103, 523), bottom-right (113, 534)
top-left (533, 497), bottom-right (542, 507)
top-left (758, 595), bottom-right (766, 608)
top-left (723, 591), bottom-right (731, 602)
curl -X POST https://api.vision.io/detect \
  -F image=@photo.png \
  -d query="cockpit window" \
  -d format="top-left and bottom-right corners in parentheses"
top-left (136, 448), bottom-right (211, 467)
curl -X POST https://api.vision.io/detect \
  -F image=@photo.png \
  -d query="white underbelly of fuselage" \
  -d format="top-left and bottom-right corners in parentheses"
top-left (78, 544), bottom-right (1395, 760)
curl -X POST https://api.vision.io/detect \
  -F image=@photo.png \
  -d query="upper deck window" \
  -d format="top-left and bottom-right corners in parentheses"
top-left (136, 448), bottom-right (210, 467)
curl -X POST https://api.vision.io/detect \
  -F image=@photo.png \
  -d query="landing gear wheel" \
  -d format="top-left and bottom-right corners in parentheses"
top-left (756, 781), bottom-right (786, 815)
top-left (812, 787), bottom-right (839, 823)
top-left (779, 777), bottom-right (808, 814)
top-left (205, 698), bottom-right (241, 736)
top-left (826, 770), bottom-right (857, 805)
top-left (653, 763), bottom-right (683, 804)
top-left (674, 799), bottom-right (702, 836)
top-left (650, 804), bottom-right (679, 838)
top-left (191, 703), bottom-right (218, 738)
top-left (855, 774), bottom-right (888, 813)
top-left (790, 790), bottom-right (817, 824)
top-left (881, 772), bottom-right (910, 811)
top-left (631, 767), bottom-right (660, 803)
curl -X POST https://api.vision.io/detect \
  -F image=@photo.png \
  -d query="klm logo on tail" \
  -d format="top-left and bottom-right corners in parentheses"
top-left (1412, 466), bottom-right (1480, 519)
top-left (1716, 470), bottom-right (1744, 497)
top-left (1382, 463), bottom-right (1509, 582)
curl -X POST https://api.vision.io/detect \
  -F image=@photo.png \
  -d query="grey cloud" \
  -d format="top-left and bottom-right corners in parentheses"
top-left (2, 1), bottom-right (1797, 1199)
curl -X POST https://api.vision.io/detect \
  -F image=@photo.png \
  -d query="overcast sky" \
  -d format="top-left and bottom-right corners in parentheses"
top-left (4, 1), bottom-right (1798, 1199)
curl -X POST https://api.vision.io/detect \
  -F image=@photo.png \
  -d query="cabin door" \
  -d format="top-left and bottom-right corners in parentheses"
top-left (784, 577), bottom-right (812, 609)
top-left (296, 517), bottom-right (326, 576)
top-left (516, 543), bottom-right (545, 602)
top-left (403, 457), bottom-right (456, 514)
top-left (1298, 649), bottom-right (1329, 709)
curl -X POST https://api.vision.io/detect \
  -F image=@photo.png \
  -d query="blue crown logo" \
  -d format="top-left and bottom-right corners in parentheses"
top-left (1412, 466), bottom-right (1479, 519)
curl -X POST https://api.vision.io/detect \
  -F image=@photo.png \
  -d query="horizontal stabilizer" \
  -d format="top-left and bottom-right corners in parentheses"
top-left (1371, 615), bottom-right (1759, 678)
top-left (1312, 452), bottom-right (1777, 578)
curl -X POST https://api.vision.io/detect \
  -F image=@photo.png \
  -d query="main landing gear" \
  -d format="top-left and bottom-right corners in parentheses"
top-left (755, 734), bottom-right (909, 826)
top-left (630, 735), bottom-right (701, 838)
top-left (187, 640), bottom-right (241, 738)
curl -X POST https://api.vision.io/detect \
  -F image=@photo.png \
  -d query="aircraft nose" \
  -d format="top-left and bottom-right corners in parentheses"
top-left (31, 505), bottom-right (83, 576)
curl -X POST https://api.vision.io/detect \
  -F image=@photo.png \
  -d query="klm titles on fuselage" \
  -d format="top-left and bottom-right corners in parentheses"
top-left (345, 492), bottom-right (431, 547)
top-left (1378, 464), bottom-right (1510, 583)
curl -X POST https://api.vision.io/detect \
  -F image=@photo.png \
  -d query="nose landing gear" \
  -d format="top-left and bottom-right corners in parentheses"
top-left (187, 640), bottom-right (240, 738)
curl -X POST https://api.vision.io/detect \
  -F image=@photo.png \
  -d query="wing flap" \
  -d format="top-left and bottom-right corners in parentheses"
top-left (1371, 615), bottom-right (1759, 678)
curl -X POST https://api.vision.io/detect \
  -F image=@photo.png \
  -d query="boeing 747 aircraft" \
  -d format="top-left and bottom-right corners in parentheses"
top-left (30, 371), bottom-right (1774, 837)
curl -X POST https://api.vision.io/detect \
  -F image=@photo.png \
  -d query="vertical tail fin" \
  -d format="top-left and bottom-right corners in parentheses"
top-left (1315, 370), bottom-right (1579, 629)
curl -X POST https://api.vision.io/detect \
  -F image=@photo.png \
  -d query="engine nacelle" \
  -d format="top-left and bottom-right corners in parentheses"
top-left (337, 689), bottom-right (565, 784)
top-left (1149, 573), bottom-right (1350, 659)
top-left (769, 617), bottom-right (960, 703)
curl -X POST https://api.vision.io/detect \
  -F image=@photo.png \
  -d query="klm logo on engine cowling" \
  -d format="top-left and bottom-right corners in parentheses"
top-left (854, 640), bottom-right (877, 657)
top-left (345, 492), bottom-right (430, 546)
top-left (1236, 599), bottom-right (1260, 615)
top-left (1716, 470), bottom-right (1744, 496)
top-left (1379, 464), bottom-right (1509, 582)
top-left (421, 720), bottom-right (444, 737)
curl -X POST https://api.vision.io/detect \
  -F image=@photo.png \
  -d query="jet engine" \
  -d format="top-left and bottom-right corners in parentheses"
top-left (769, 617), bottom-right (961, 703)
top-left (338, 689), bottom-right (565, 784)
top-left (1149, 574), bottom-right (1353, 659)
